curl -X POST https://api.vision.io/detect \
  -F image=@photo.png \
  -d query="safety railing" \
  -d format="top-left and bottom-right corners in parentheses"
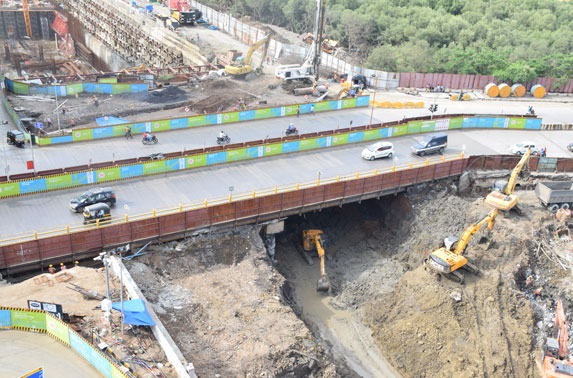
top-left (0, 153), bottom-right (465, 245)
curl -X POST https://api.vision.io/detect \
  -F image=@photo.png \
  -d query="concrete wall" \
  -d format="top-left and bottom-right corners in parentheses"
top-left (84, 33), bottom-right (131, 72)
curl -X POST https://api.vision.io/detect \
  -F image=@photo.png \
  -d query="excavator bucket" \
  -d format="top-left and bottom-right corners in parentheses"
top-left (317, 276), bottom-right (330, 292)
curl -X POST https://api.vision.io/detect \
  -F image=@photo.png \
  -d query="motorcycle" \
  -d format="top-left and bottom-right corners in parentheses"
top-left (217, 135), bottom-right (231, 145)
top-left (142, 135), bottom-right (158, 145)
top-left (285, 127), bottom-right (299, 136)
top-left (526, 107), bottom-right (535, 116)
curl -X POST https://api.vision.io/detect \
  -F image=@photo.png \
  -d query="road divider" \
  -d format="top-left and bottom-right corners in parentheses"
top-left (0, 114), bottom-right (542, 199)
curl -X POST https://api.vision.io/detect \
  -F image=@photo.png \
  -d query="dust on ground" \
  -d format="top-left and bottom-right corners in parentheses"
top-left (274, 177), bottom-right (573, 377)
top-left (125, 226), bottom-right (343, 377)
top-left (0, 266), bottom-right (174, 378)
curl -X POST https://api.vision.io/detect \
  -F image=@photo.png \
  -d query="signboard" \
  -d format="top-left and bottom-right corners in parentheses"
top-left (34, 122), bottom-right (43, 129)
top-left (28, 300), bottom-right (64, 320)
top-left (20, 367), bottom-right (43, 378)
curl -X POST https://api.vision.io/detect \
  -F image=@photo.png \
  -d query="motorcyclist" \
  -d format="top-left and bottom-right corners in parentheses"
top-left (527, 106), bottom-right (535, 115)
top-left (287, 123), bottom-right (295, 133)
top-left (143, 132), bottom-right (153, 142)
top-left (218, 130), bottom-right (227, 140)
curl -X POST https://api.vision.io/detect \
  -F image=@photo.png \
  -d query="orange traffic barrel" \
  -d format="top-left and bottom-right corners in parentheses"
top-left (531, 84), bottom-right (546, 98)
top-left (485, 83), bottom-right (499, 97)
top-left (498, 83), bottom-right (511, 98)
top-left (511, 83), bottom-right (526, 97)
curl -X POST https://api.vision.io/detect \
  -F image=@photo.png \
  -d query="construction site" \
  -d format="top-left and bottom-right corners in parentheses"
top-left (1, 1), bottom-right (573, 378)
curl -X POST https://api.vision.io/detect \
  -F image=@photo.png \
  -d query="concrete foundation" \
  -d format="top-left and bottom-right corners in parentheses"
top-left (84, 32), bottom-right (130, 72)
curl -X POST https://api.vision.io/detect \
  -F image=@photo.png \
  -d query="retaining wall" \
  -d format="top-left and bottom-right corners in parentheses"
top-left (0, 306), bottom-right (129, 378)
top-left (0, 114), bottom-right (542, 198)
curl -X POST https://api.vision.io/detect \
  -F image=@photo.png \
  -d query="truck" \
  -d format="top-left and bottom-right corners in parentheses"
top-left (535, 181), bottom-right (573, 213)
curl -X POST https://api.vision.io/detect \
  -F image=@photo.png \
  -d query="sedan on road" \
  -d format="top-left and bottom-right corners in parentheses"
top-left (568, 143), bottom-right (573, 152)
top-left (510, 142), bottom-right (540, 155)
top-left (361, 142), bottom-right (394, 160)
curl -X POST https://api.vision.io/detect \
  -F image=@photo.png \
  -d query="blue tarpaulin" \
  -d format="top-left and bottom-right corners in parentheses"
top-left (111, 299), bottom-right (156, 326)
top-left (95, 116), bottom-right (130, 127)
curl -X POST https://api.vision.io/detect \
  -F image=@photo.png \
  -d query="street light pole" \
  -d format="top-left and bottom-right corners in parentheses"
top-left (55, 87), bottom-right (61, 133)
top-left (1, 131), bottom-right (9, 180)
top-left (369, 75), bottom-right (379, 127)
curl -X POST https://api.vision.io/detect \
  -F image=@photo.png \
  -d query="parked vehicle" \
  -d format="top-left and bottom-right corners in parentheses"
top-left (217, 135), bottom-right (231, 145)
top-left (70, 187), bottom-right (116, 213)
top-left (535, 181), bottom-right (573, 213)
top-left (411, 133), bottom-right (447, 156)
top-left (511, 141), bottom-right (540, 156)
top-left (83, 203), bottom-right (111, 225)
top-left (567, 142), bottom-right (573, 152)
top-left (361, 141), bottom-right (394, 160)
top-left (6, 130), bottom-right (25, 147)
top-left (142, 135), bottom-right (158, 145)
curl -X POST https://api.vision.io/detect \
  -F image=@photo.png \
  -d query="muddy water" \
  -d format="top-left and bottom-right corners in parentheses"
top-left (287, 255), bottom-right (401, 378)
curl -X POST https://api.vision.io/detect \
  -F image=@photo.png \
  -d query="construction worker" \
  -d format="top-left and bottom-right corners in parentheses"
top-left (296, 106), bottom-right (300, 118)
top-left (48, 264), bottom-right (56, 274)
top-left (74, 261), bottom-right (79, 267)
top-left (60, 262), bottom-right (67, 271)
top-left (125, 125), bottom-right (132, 139)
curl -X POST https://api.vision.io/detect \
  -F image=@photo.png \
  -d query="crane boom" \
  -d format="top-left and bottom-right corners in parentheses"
top-left (556, 299), bottom-right (569, 359)
top-left (243, 34), bottom-right (271, 66)
top-left (23, 0), bottom-right (33, 38)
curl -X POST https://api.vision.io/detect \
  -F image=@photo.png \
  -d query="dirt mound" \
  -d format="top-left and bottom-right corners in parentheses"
top-left (126, 227), bottom-right (339, 377)
top-left (192, 94), bottom-right (237, 113)
top-left (141, 85), bottom-right (188, 104)
top-left (202, 78), bottom-right (237, 90)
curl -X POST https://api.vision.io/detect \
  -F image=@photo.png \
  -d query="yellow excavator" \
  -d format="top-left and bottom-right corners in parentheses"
top-left (225, 32), bottom-right (274, 78)
top-left (424, 208), bottom-right (498, 284)
top-left (484, 147), bottom-right (531, 212)
top-left (337, 81), bottom-right (363, 99)
top-left (303, 230), bottom-right (330, 292)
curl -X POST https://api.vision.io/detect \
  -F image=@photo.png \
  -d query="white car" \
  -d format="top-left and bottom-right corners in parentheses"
top-left (362, 142), bottom-right (394, 160)
top-left (510, 142), bottom-right (540, 155)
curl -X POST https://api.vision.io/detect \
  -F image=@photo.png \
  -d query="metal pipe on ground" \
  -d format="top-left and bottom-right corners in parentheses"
top-left (293, 85), bottom-right (327, 96)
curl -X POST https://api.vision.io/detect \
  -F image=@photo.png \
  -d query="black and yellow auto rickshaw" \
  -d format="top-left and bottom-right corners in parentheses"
top-left (83, 203), bottom-right (112, 225)
top-left (6, 130), bottom-right (25, 148)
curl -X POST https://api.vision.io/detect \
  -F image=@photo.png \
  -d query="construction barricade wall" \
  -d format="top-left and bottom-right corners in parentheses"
top-left (4, 76), bottom-right (149, 96)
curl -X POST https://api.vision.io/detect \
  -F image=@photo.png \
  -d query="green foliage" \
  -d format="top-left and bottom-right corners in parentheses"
top-left (201, 0), bottom-right (573, 81)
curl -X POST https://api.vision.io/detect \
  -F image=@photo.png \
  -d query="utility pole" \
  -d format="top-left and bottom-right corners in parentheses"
top-left (369, 75), bottom-right (379, 127)
top-left (55, 87), bottom-right (61, 133)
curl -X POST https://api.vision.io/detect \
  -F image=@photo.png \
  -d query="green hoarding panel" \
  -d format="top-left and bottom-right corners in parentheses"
top-left (72, 129), bottom-right (94, 141)
top-left (189, 115), bottom-right (208, 127)
top-left (186, 154), bottom-right (207, 168)
top-left (285, 105), bottom-right (298, 116)
top-left (508, 118), bottom-right (526, 129)
top-left (46, 175), bottom-right (74, 190)
top-left (46, 316), bottom-right (70, 345)
top-left (12, 82), bottom-right (30, 95)
top-left (112, 84), bottom-right (131, 94)
top-left (264, 143), bottom-right (282, 156)
top-left (255, 108), bottom-right (272, 119)
top-left (11, 310), bottom-right (46, 330)
top-left (0, 182), bottom-right (21, 198)
top-left (222, 112), bottom-right (239, 123)
top-left (449, 118), bottom-right (463, 129)
top-left (111, 365), bottom-right (124, 378)
top-left (66, 83), bottom-right (83, 95)
top-left (341, 98), bottom-right (357, 108)
top-left (364, 130), bottom-right (379, 140)
top-left (300, 138), bottom-right (318, 150)
top-left (407, 121), bottom-right (422, 134)
top-left (113, 125), bottom-right (128, 136)
top-left (332, 133), bottom-right (348, 146)
top-left (143, 161), bottom-right (167, 175)
top-left (227, 149), bottom-right (247, 161)
top-left (99, 78), bottom-right (118, 84)
top-left (96, 167), bottom-right (121, 182)
top-left (421, 121), bottom-right (436, 132)
top-left (314, 102), bottom-right (329, 112)
top-left (151, 120), bottom-right (170, 132)
top-left (392, 125), bottom-right (408, 136)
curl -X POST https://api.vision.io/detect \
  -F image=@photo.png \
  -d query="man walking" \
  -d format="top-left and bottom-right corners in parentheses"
top-left (310, 104), bottom-right (315, 115)
top-left (125, 125), bottom-right (132, 139)
top-left (296, 106), bottom-right (300, 118)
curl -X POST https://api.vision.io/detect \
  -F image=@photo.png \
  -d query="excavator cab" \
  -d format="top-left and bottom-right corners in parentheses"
top-left (302, 230), bottom-right (330, 292)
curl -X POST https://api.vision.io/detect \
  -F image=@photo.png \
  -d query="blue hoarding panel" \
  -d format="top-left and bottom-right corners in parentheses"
top-left (120, 164), bottom-right (144, 179)
top-left (379, 128), bottom-right (390, 138)
top-left (270, 107), bottom-right (282, 117)
top-left (0, 310), bottom-right (12, 327)
top-left (170, 118), bottom-right (188, 129)
top-left (165, 158), bottom-right (183, 171)
top-left (299, 104), bottom-right (312, 113)
top-left (206, 151), bottom-right (227, 165)
top-left (71, 172), bottom-right (89, 185)
top-left (132, 122), bottom-right (148, 133)
top-left (130, 84), bottom-right (148, 93)
top-left (356, 96), bottom-right (370, 106)
top-left (246, 146), bottom-right (262, 158)
top-left (19, 178), bottom-right (48, 194)
top-left (316, 137), bottom-right (328, 147)
top-left (239, 110), bottom-right (255, 121)
top-left (492, 117), bottom-right (509, 128)
top-left (462, 118), bottom-right (479, 128)
top-left (206, 114), bottom-right (219, 124)
top-left (282, 141), bottom-right (300, 153)
top-left (70, 332), bottom-right (112, 378)
top-left (83, 83), bottom-right (96, 92)
top-left (348, 132), bottom-right (364, 143)
top-left (327, 101), bottom-right (339, 110)
top-left (93, 127), bottom-right (114, 139)
top-left (477, 117), bottom-right (494, 128)
top-left (29, 86), bottom-right (49, 95)
top-left (50, 135), bottom-right (74, 144)
top-left (525, 118), bottom-right (542, 129)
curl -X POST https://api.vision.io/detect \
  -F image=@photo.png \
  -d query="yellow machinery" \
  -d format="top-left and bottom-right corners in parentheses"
top-left (302, 230), bottom-right (330, 292)
top-left (484, 147), bottom-right (531, 212)
top-left (425, 209), bottom-right (498, 284)
top-left (23, 0), bottom-right (32, 38)
top-left (225, 33), bottom-right (273, 78)
top-left (337, 81), bottom-right (363, 99)
top-left (119, 64), bottom-right (146, 74)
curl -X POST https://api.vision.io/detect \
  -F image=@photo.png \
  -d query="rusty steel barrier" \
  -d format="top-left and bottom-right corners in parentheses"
top-left (2, 154), bottom-right (572, 275)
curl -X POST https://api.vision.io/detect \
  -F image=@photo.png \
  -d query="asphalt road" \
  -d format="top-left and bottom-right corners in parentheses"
top-left (1, 94), bottom-right (572, 176)
top-left (0, 128), bottom-right (571, 238)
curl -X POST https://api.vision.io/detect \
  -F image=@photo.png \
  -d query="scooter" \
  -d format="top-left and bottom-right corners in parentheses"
top-left (526, 107), bottom-right (535, 116)
top-left (285, 127), bottom-right (299, 136)
top-left (142, 135), bottom-right (158, 145)
top-left (217, 135), bottom-right (231, 145)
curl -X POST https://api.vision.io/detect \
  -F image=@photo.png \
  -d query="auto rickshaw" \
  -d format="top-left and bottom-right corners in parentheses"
top-left (83, 203), bottom-right (111, 225)
top-left (6, 130), bottom-right (25, 148)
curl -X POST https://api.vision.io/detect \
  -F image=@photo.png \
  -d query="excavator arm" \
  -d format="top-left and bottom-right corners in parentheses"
top-left (556, 299), bottom-right (568, 359)
top-left (302, 230), bottom-right (330, 292)
top-left (243, 34), bottom-right (272, 66)
top-left (505, 147), bottom-right (531, 195)
top-left (453, 209), bottom-right (498, 255)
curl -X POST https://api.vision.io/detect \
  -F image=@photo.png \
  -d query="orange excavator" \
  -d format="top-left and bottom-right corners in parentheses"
top-left (543, 299), bottom-right (573, 377)
top-left (302, 230), bottom-right (330, 292)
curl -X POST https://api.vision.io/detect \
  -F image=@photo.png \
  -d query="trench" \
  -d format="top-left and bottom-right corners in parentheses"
top-left (274, 196), bottom-right (410, 377)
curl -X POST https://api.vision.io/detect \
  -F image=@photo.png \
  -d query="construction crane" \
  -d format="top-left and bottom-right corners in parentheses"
top-left (275, 0), bottom-right (325, 84)
top-left (484, 147), bottom-right (531, 212)
top-left (424, 208), bottom-right (498, 284)
top-left (302, 230), bottom-right (330, 292)
top-left (23, 0), bottom-right (33, 38)
top-left (543, 299), bottom-right (573, 377)
top-left (225, 32), bottom-right (274, 78)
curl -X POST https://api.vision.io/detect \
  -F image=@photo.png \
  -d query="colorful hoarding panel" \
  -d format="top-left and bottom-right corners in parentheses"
top-left (70, 331), bottom-right (112, 378)
top-left (46, 316), bottom-right (71, 345)
top-left (11, 310), bottom-right (46, 330)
